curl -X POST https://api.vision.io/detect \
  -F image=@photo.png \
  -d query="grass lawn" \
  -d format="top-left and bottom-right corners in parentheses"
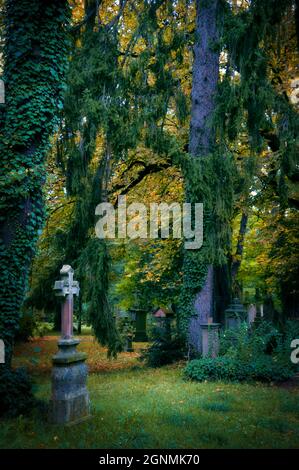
top-left (1, 335), bottom-right (299, 449)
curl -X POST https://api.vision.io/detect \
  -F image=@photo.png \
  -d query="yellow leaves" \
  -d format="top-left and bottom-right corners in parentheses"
top-left (162, 28), bottom-right (173, 46)
top-left (147, 71), bottom-right (156, 88)
top-left (69, 0), bottom-right (84, 25)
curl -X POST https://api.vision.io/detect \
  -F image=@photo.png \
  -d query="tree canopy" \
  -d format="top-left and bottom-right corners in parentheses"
top-left (0, 0), bottom-right (298, 361)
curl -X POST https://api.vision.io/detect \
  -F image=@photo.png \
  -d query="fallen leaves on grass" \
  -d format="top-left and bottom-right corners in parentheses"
top-left (13, 335), bottom-right (146, 374)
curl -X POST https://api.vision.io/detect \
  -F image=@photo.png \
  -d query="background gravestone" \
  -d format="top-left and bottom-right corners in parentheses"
top-left (200, 322), bottom-right (221, 357)
top-left (224, 298), bottom-right (248, 329)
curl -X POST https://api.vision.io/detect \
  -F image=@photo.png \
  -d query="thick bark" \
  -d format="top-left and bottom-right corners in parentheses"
top-left (188, 0), bottom-right (220, 351)
top-left (189, 0), bottom-right (220, 157)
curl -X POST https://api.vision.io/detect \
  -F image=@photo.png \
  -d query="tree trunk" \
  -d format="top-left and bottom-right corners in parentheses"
top-left (189, 0), bottom-right (220, 158)
top-left (0, 0), bottom-right (69, 367)
top-left (187, 0), bottom-right (220, 351)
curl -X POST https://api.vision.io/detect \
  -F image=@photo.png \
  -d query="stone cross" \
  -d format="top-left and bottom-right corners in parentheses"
top-left (50, 265), bottom-right (89, 425)
top-left (53, 265), bottom-right (79, 339)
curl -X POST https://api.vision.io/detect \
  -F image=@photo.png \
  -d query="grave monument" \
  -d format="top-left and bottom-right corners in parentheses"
top-left (49, 265), bottom-right (90, 425)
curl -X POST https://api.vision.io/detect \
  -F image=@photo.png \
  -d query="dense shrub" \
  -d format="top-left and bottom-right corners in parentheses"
top-left (116, 316), bottom-right (136, 351)
top-left (140, 315), bottom-right (185, 367)
top-left (219, 321), bottom-right (282, 360)
top-left (185, 319), bottom-right (299, 383)
top-left (0, 367), bottom-right (37, 417)
top-left (140, 334), bottom-right (185, 367)
top-left (16, 308), bottom-right (53, 342)
top-left (184, 356), bottom-right (294, 383)
top-left (32, 321), bottom-right (53, 338)
top-left (15, 309), bottom-right (37, 341)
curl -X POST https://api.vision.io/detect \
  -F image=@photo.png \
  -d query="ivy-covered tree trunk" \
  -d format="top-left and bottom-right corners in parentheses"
top-left (184, 0), bottom-right (221, 352)
top-left (0, 0), bottom-right (69, 371)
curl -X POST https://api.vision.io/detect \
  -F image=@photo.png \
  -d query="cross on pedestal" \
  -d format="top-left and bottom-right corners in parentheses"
top-left (53, 265), bottom-right (79, 339)
top-left (49, 265), bottom-right (90, 425)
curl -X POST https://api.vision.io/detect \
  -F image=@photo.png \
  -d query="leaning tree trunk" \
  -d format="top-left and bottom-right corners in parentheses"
top-left (187, 0), bottom-right (220, 351)
top-left (0, 0), bottom-right (69, 367)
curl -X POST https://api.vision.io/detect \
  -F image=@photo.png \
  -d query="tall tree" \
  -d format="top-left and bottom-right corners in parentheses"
top-left (179, 0), bottom-right (298, 351)
top-left (189, 0), bottom-right (220, 158)
top-left (189, 0), bottom-right (220, 331)
top-left (179, 0), bottom-right (226, 352)
top-left (27, 0), bottom-right (189, 354)
top-left (0, 0), bottom-right (70, 370)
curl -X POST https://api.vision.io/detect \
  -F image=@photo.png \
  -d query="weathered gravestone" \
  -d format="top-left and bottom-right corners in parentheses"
top-left (130, 308), bottom-right (148, 342)
top-left (189, 265), bottom-right (214, 354)
top-left (49, 265), bottom-right (90, 425)
top-left (248, 304), bottom-right (257, 324)
top-left (200, 320), bottom-right (221, 358)
top-left (152, 308), bottom-right (174, 342)
top-left (224, 298), bottom-right (248, 329)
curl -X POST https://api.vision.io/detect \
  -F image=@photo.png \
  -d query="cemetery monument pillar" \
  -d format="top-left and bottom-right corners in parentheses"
top-left (49, 265), bottom-right (90, 424)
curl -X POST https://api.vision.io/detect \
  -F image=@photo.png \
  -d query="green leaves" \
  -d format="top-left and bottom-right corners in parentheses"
top-left (0, 0), bottom-right (70, 369)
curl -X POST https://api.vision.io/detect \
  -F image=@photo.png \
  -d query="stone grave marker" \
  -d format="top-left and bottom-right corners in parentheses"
top-left (200, 321), bottom-right (221, 358)
top-left (49, 265), bottom-right (90, 425)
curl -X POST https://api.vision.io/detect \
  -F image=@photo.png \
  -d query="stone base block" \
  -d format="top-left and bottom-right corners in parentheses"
top-left (200, 323), bottom-right (221, 358)
top-left (49, 390), bottom-right (90, 425)
top-left (49, 346), bottom-right (90, 425)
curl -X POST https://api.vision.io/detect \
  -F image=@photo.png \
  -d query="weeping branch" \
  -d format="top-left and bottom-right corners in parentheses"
top-left (231, 212), bottom-right (248, 282)
top-left (111, 160), bottom-right (172, 198)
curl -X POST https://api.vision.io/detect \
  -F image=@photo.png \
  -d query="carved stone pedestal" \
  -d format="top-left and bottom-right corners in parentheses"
top-left (49, 339), bottom-right (90, 425)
